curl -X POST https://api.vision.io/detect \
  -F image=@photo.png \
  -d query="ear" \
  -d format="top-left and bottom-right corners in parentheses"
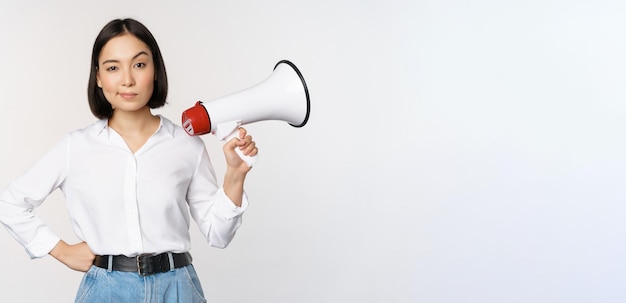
top-left (96, 70), bottom-right (102, 88)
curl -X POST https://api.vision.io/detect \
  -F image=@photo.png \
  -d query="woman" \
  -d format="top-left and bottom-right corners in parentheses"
top-left (0, 18), bottom-right (257, 302)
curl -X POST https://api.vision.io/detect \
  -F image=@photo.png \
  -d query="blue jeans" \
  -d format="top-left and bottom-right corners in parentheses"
top-left (74, 264), bottom-right (206, 303)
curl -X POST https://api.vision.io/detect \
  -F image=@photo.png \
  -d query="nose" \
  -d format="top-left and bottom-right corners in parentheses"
top-left (122, 68), bottom-right (135, 86)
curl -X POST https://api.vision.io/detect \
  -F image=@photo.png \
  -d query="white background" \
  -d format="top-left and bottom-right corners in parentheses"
top-left (1, 0), bottom-right (625, 302)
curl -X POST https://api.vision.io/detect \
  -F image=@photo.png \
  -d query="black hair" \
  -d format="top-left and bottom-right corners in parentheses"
top-left (87, 18), bottom-right (168, 119)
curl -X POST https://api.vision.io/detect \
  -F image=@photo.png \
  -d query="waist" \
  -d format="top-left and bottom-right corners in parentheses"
top-left (93, 252), bottom-right (192, 276)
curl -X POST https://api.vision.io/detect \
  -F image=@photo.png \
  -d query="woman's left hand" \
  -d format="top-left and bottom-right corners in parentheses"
top-left (223, 127), bottom-right (258, 174)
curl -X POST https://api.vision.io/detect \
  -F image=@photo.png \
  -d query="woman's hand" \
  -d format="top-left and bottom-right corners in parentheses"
top-left (49, 240), bottom-right (95, 272)
top-left (223, 127), bottom-right (258, 174)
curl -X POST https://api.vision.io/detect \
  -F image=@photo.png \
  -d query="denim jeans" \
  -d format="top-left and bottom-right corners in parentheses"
top-left (74, 264), bottom-right (207, 303)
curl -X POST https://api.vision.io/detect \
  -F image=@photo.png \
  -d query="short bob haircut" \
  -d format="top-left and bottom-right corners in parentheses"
top-left (87, 18), bottom-right (168, 119)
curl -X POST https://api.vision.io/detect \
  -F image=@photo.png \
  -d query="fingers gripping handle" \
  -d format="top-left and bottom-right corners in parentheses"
top-left (216, 121), bottom-right (258, 167)
top-left (224, 131), bottom-right (258, 167)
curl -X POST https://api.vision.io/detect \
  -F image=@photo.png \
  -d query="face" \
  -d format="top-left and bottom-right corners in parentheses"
top-left (96, 34), bottom-right (155, 115)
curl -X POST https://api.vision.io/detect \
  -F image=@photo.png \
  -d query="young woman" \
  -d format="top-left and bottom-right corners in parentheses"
top-left (0, 18), bottom-right (257, 302)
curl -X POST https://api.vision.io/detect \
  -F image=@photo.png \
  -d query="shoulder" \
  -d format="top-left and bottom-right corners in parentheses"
top-left (67, 119), bottom-right (107, 138)
top-left (160, 115), bottom-right (205, 147)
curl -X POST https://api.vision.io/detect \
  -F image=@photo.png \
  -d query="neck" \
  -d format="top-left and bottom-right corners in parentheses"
top-left (108, 106), bottom-right (159, 135)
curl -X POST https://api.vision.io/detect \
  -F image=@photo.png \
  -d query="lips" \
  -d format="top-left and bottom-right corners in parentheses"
top-left (118, 92), bottom-right (138, 99)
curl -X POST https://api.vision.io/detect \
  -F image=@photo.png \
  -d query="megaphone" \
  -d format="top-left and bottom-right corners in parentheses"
top-left (181, 60), bottom-right (311, 167)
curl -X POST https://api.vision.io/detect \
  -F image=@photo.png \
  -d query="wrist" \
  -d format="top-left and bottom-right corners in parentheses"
top-left (49, 240), bottom-right (68, 261)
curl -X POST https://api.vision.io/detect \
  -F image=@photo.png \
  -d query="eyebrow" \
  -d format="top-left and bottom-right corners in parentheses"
top-left (101, 51), bottom-right (150, 65)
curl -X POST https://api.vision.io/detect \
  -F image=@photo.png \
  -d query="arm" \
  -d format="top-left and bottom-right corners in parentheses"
top-left (222, 127), bottom-right (258, 207)
top-left (0, 136), bottom-right (94, 272)
top-left (186, 128), bottom-right (257, 248)
top-left (0, 137), bottom-right (68, 259)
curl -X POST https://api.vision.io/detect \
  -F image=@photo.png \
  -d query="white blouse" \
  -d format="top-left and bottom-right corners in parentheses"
top-left (0, 116), bottom-right (248, 259)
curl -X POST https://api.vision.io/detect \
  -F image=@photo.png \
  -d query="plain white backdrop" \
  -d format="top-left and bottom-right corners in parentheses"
top-left (1, 0), bottom-right (625, 302)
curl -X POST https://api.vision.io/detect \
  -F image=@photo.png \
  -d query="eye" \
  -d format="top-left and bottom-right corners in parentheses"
top-left (105, 66), bottom-right (118, 71)
top-left (134, 62), bottom-right (146, 68)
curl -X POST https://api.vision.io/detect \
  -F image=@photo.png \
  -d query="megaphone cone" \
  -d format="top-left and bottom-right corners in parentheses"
top-left (181, 60), bottom-right (311, 166)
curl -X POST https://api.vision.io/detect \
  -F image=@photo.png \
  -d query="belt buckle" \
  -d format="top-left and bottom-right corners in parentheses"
top-left (136, 254), bottom-right (154, 276)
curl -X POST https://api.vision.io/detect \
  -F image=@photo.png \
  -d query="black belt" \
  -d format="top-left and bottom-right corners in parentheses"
top-left (93, 252), bottom-right (192, 276)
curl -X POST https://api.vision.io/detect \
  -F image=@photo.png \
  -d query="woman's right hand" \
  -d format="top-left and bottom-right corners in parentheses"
top-left (49, 240), bottom-right (95, 272)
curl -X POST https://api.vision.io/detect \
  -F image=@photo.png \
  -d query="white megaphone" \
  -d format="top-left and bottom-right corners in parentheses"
top-left (181, 60), bottom-right (311, 167)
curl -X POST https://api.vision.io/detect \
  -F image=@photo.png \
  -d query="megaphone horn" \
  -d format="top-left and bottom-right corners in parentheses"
top-left (181, 60), bottom-right (311, 167)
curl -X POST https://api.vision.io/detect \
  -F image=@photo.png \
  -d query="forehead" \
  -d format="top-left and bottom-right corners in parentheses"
top-left (99, 34), bottom-right (152, 62)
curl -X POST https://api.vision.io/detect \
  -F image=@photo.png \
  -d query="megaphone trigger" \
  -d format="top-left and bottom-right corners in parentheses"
top-left (214, 120), bottom-right (243, 141)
